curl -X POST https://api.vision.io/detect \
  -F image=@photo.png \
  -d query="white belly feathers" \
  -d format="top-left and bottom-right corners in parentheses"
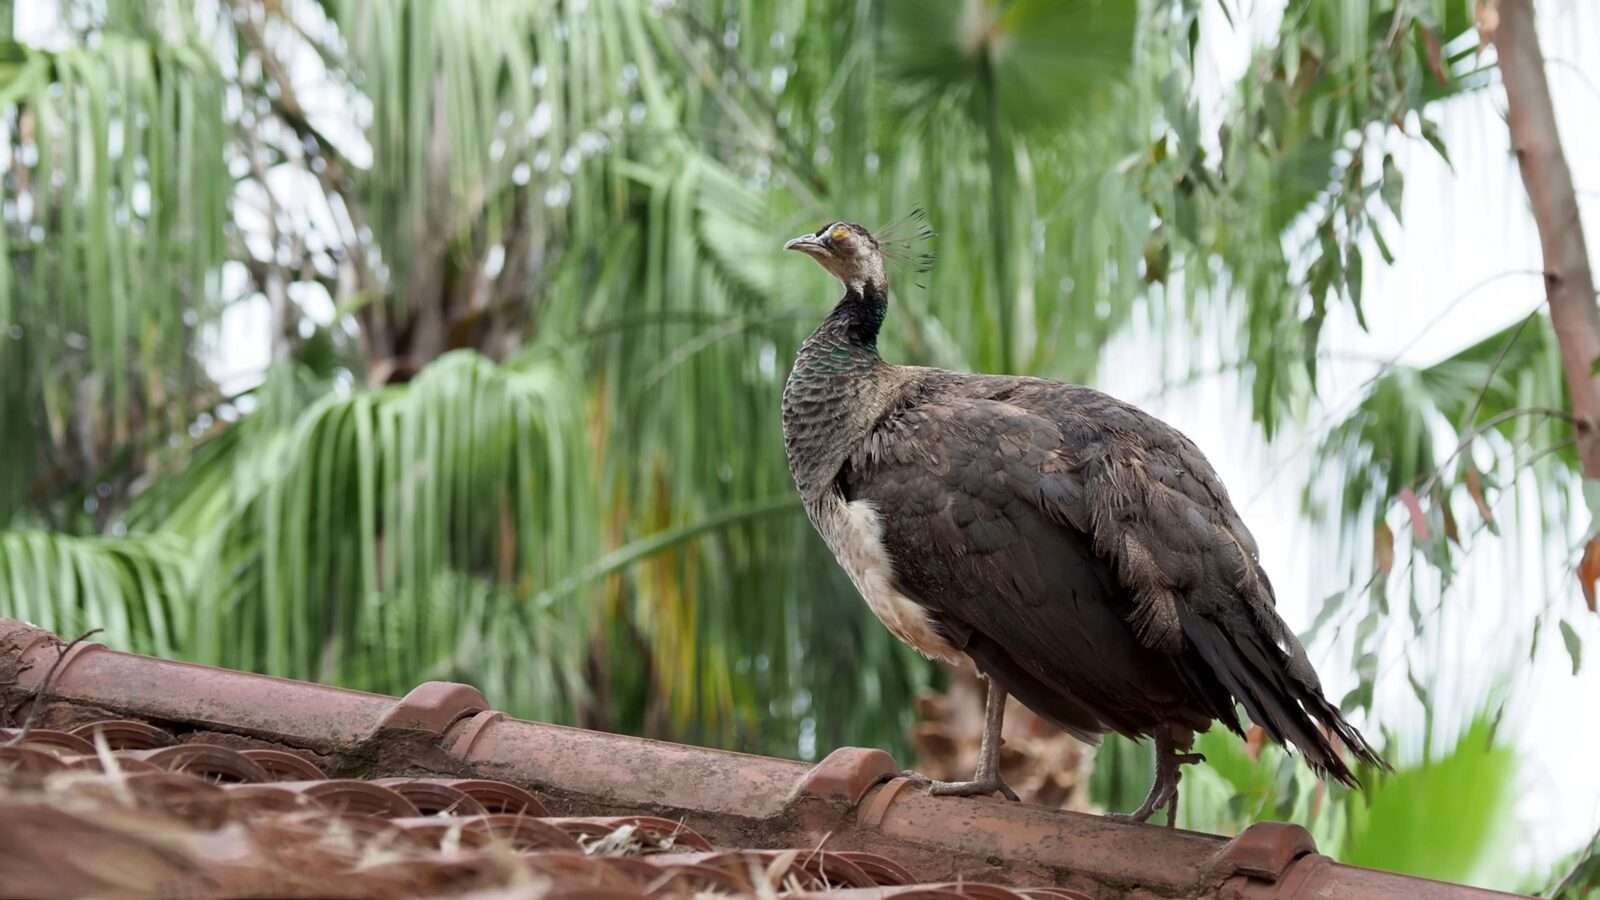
top-left (814, 496), bottom-right (965, 667)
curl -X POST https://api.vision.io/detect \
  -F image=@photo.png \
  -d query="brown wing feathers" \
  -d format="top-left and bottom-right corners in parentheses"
top-left (846, 382), bottom-right (1387, 783)
top-left (1057, 401), bottom-right (1387, 785)
top-left (845, 401), bottom-right (1206, 739)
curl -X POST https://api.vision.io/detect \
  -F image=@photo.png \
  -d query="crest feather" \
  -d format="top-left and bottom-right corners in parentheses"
top-left (873, 207), bottom-right (935, 276)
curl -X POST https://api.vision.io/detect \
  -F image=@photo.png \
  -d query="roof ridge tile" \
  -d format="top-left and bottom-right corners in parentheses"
top-left (794, 746), bottom-right (900, 807)
top-left (0, 618), bottom-right (1532, 899)
top-left (380, 681), bottom-right (489, 735)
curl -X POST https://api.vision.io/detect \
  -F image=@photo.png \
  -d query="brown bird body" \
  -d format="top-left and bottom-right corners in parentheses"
top-left (780, 219), bottom-right (1385, 818)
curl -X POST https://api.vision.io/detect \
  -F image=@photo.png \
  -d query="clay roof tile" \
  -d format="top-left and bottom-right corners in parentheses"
top-left (0, 618), bottom-right (1529, 900)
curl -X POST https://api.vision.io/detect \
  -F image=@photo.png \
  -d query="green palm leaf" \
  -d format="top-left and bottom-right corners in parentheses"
top-left (0, 529), bottom-right (190, 657)
top-left (1343, 715), bottom-right (1518, 887)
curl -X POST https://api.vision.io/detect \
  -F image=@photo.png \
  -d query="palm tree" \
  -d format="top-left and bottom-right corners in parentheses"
top-left (0, 0), bottom-right (1162, 753)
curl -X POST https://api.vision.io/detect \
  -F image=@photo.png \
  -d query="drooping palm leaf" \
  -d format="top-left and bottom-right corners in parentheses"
top-left (133, 351), bottom-right (601, 713)
top-left (0, 29), bottom-right (229, 524)
top-left (0, 528), bottom-right (191, 657)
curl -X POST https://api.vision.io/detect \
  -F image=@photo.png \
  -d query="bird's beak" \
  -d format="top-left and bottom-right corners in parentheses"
top-left (784, 234), bottom-right (829, 257)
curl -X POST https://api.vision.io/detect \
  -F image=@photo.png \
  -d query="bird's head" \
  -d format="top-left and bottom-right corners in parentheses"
top-left (784, 221), bottom-right (888, 295)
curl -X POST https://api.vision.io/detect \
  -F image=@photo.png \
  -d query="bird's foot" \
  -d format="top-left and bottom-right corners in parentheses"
top-left (896, 769), bottom-right (1018, 801)
top-left (932, 777), bottom-right (1020, 802)
top-left (1109, 750), bottom-right (1207, 825)
top-left (1105, 793), bottom-right (1170, 825)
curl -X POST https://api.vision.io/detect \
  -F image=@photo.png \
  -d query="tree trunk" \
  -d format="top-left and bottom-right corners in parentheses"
top-left (1489, 0), bottom-right (1600, 477)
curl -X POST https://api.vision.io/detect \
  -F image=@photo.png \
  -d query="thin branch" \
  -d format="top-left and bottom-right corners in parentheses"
top-left (633, 308), bottom-right (821, 398)
top-left (1323, 436), bottom-right (1576, 673)
top-left (1244, 283), bottom-right (1546, 510)
top-left (4, 628), bottom-right (103, 746)
top-left (528, 496), bottom-right (801, 609)
top-left (1410, 309), bottom-right (1554, 499)
top-left (234, 8), bottom-right (352, 174)
top-left (1547, 822), bottom-right (1600, 898)
top-left (1543, 58), bottom-right (1600, 115)
top-left (1133, 351), bottom-right (1406, 405)
top-left (244, 129), bottom-right (294, 361)
top-left (1416, 406), bottom-right (1575, 497)
top-left (1412, 436), bottom-right (1575, 625)
top-left (1466, 312), bottom-right (1538, 430)
top-left (233, 5), bottom-right (381, 293)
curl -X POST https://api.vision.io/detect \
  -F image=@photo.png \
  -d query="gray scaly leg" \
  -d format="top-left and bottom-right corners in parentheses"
top-left (900, 676), bottom-right (1020, 801)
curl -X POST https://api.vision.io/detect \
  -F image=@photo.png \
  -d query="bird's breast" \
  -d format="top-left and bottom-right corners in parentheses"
top-left (811, 494), bottom-right (966, 667)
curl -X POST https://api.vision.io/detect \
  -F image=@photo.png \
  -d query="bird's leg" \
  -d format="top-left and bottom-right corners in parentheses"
top-left (900, 676), bottom-right (1019, 801)
top-left (1114, 727), bottom-right (1204, 826)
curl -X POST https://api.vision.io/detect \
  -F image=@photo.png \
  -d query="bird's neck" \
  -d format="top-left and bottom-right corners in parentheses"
top-left (821, 280), bottom-right (888, 350)
top-left (790, 283), bottom-right (887, 379)
top-left (782, 281), bottom-right (895, 503)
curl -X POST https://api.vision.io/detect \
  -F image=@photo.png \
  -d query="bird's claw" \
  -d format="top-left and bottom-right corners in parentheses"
top-left (892, 769), bottom-right (1018, 801)
top-left (1111, 743), bottom-right (1204, 825)
top-left (1107, 794), bottom-right (1168, 825)
top-left (931, 779), bottom-right (1021, 802)
top-left (927, 776), bottom-right (1020, 802)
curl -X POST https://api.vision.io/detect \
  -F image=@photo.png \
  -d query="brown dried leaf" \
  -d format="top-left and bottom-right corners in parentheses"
top-left (1420, 26), bottom-right (1449, 85)
top-left (1439, 490), bottom-right (1460, 545)
top-left (1243, 725), bottom-right (1267, 762)
top-left (1399, 488), bottom-right (1431, 540)
top-left (1464, 465), bottom-right (1494, 524)
top-left (1475, 0), bottom-right (1500, 42)
top-left (1374, 521), bottom-right (1395, 575)
top-left (496, 498), bottom-right (516, 585)
top-left (1580, 537), bottom-right (1600, 613)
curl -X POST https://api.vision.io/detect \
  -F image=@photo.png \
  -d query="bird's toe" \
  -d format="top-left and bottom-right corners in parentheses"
top-left (925, 777), bottom-right (1019, 801)
top-left (1106, 803), bottom-right (1165, 825)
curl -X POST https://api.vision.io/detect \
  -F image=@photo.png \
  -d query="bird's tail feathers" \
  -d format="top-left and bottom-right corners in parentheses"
top-left (1180, 605), bottom-right (1389, 788)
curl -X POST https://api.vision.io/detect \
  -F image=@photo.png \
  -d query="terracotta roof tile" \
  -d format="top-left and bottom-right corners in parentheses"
top-left (0, 618), bottom-right (1527, 899)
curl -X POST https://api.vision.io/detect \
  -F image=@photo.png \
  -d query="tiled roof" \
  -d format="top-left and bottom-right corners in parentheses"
top-left (0, 619), bottom-right (1524, 899)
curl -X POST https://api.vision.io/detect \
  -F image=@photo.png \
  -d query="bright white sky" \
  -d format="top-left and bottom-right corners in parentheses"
top-left (1094, 0), bottom-right (1600, 876)
top-left (17, 0), bottom-right (1600, 877)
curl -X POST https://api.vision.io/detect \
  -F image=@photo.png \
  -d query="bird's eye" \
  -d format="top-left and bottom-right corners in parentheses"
top-left (830, 226), bottom-right (851, 243)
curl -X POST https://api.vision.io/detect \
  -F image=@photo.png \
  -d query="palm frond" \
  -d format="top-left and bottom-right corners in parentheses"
top-left (0, 528), bottom-right (190, 657)
top-left (1309, 314), bottom-right (1572, 539)
top-left (138, 351), bottom-right (601, 709)
top-left (0, 28), bottom-right (230, 523)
